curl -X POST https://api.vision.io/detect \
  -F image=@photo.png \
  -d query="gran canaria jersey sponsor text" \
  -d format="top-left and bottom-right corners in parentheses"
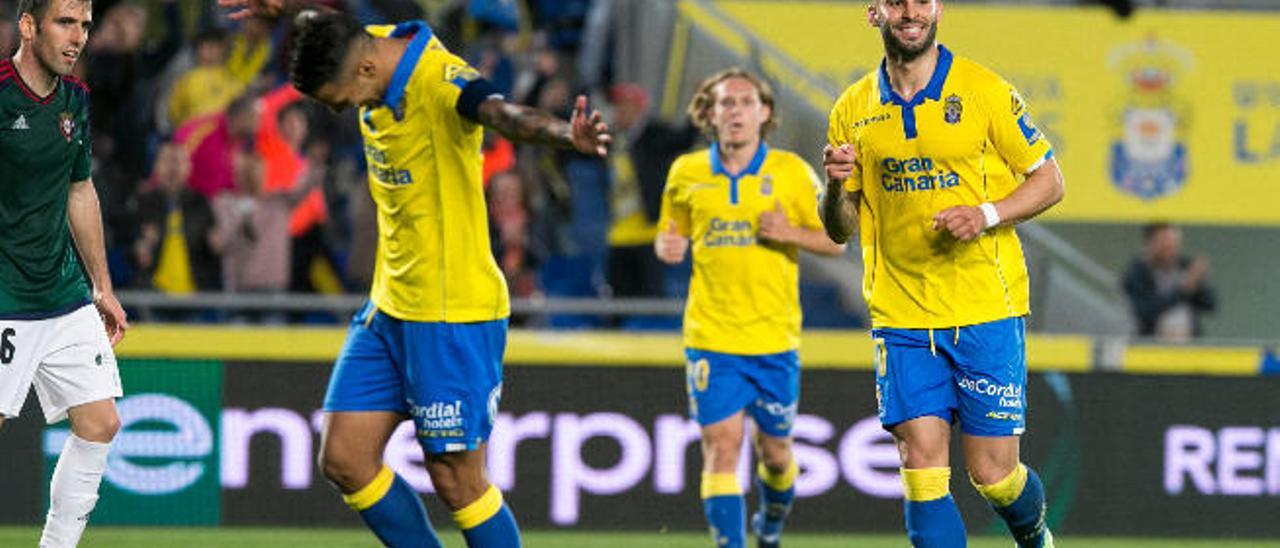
top-left (703, 217), bottom-right (756, 247)
top-left (880, 156), bottom-right (960, 193)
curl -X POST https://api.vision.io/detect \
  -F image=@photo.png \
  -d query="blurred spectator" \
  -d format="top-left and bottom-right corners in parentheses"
top-left (530, 0), bottom-right (591, 50)
top-left (88, 0), bottom-right (183, 186)
top-left (253, 84), bottom-right (338, 295)
top-left (470, 0), bottom-right (520, 31)
top-left (488, 171), bottom-right (536, 298)
top-left (211, 152), bottom-right (320, 303)
top-left (340, 161), bottom-right (378, 293)
top-left (226, 17), bottom-right (274, 84)
top-left (131, 141), bottom-right (221, 293)
top-left (529, 79), bottom-right (609, 327)
top-left (482, 134), bottom-right (516, 185)
top-left (604, 83), bottom-right (698, 305)
top-left (167, 28), bottom-right (247, 128)
top-left (1123, 222), bottom-right (1216, 341)
top-left (0, 15), bottom-right (15, 56)
top-left (176, 93), bottom-right (261, 198)
top-left (468, 36), bottom-right (517, 98)
top-left (515, 48), bottom-right (562, 107)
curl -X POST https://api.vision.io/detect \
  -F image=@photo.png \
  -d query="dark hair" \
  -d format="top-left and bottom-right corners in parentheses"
top-left (225, 92), bottom-right (258, 119)
top-left (17, 0), bottom-right (88, 24)
top-left (193, 27), bottom-right (227, 47)
top-left (17, 0), bottom-right (51, 22)
top-left (290, 10), bottom-right (365, 96)
top-left (1143, 221), bottom-right (1174, 242)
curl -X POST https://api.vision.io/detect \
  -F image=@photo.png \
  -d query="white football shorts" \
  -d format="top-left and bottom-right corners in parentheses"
top-left (0, 303), bottom-right (121, 423)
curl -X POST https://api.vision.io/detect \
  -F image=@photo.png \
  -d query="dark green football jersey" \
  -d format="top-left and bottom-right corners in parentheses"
top-left (0, 58), bottom-right (93, 318)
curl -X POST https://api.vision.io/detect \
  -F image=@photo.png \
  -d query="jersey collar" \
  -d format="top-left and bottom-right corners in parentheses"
top-left (710, 141), bottom-right (770, 180)
top-left (877, 44), bottom-right (953, 107)
top-left (382, 20), bottom-right (435, 120)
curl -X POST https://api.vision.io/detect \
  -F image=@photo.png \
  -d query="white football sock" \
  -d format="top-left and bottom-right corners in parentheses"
top-left (39, 433), bottom-right (111, 548)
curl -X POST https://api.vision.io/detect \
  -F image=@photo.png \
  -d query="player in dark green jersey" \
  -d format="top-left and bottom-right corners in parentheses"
top-left (0, 1), bottom-right (128, 546)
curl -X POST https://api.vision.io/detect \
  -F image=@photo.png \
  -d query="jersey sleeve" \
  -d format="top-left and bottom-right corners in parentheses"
top-left (71, 96), bottom-right (91, 182)
top-left (657, 157), bottom-right (691, 237)
top-left (826, 93), bottom-right (862, 193)
top-left (983, 79), bottom-right (1053, 176)
top-left (420, 44), bottom-right (484, 120)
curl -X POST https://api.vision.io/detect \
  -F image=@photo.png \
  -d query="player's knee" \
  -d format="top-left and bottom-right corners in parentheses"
top-left (429, 472), bottom-right (467, 509)
top-left (966, 459), bottom-right (1018, 487)
top-left (425, 455), bottom-right (487, 511)
top-left (702, 437), bottom-right (740, 471)
top-left (72, 412), bottom-right (120, 443)
top-left (758, 439), bottom-right (792, 474)
top-left (896, 437), bottom-right (948, 468)
top-left (318, 446), bottom-right (372, 491)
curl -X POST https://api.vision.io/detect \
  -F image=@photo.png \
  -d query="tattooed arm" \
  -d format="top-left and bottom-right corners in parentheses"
top-left (219, 0), bottom-right (311, 19)
top-left (476, 95), bottom-right (611, 157)
top-left (820, 144), bottom-right (859, 244)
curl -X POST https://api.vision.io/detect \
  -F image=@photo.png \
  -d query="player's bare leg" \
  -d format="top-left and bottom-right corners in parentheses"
top-left (320, 411), bottom-right (443, 548)
top-left (426, 444), bottom-right (520, 547)
top-left (67, 399), bottom-right (120, 443)
top-left (40, 399), bottom-right (119, 548)
top-left (892, 416), bottom-right (965, 547)
top-left (964, 435), bottom-right (1053, 548)
top-left (752, 431), bottom-right (796, 548)
top-left (700, 411), bottom-right (747, 547)
top-left (962, 435), bottom-right (1019, 485)
top-left (318, 411), bottom-right (402, 492)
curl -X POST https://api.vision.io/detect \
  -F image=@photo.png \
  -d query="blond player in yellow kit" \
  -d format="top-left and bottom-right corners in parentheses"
top-left (656, 68), bottom-right (845, 548)
top-left (219, 2), bottom-right (609, 546)
top-left (820, 1), bottom-right (1065, 547)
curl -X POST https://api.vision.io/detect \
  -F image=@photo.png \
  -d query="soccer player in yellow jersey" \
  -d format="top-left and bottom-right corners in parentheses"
top-left (657, 68), bottom-right (845, 548)
top-left (820, 1), bottom-right (1064, 547)
top-left (220, 2), bottom-right (609, 547)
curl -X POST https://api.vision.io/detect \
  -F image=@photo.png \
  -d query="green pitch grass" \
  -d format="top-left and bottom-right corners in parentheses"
top-left (2, 527), bottom-right (1278, 547)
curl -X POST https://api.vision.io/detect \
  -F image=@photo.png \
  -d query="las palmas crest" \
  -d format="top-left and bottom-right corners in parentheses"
top-left (1107, 38), bottom-right (1193, 200)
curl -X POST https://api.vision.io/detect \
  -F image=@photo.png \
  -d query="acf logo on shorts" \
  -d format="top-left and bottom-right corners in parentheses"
top-left (685, 358), bottom-right (711, 417)
top-left (687, 358), bottom-right (710, 392)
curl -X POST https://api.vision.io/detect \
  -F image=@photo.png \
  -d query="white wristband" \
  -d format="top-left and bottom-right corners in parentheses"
top-left (979, 202), bottom-right (1000, 229)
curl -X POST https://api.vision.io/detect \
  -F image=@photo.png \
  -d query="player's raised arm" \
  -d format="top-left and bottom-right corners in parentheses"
top-left (819, 144), bottom-right (859, 244)
top-left (474, 95), bottom-right (610, 157)
top-left (218, 0), bottom-right (307, 20)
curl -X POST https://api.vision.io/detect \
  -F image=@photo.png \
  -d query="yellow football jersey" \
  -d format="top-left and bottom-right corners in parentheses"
top-left (659, 145), bottom-right (826, 355)
top-left (828, 45), bottom-right (1053, 329)
top-left (361, 22), bottom-right (508, 322)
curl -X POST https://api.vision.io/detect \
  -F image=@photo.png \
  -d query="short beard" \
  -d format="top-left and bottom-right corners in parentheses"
top-left (880, 20), bottom-right (937, 64)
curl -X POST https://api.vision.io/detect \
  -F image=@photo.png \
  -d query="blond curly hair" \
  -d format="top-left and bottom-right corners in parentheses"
top-left (687, 67), bottom-right (778, 140)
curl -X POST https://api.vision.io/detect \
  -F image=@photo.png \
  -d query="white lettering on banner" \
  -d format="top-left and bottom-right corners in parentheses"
top-left (1164, 425), bottom-right (1280, 496)
top-left (652, 415), bottom-right (701, 494)
top-left (385, 421), bottom-right (433, 492)
top-left (489, 412), bottom-right (552, 491)
top-left (92, 399), bottom-right (905, 524)
top-left (839, 416), bottom-right (903, 498)
top-left (551, 413), bottom-right (654, 524)
top-left (221, 408), bottom-right (311, 489)
top-left (791, 416), bottom-right (839, 497)
top-left (45, 394), bottom-right (214, 495)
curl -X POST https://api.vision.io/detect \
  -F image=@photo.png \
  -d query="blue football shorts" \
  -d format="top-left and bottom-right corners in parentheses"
top-left (870, 316), bottom-right (1027, 437)
top-left (323, 301), bottom-right (507, 454)
top-left (685, 348), bottom-right (800, 439)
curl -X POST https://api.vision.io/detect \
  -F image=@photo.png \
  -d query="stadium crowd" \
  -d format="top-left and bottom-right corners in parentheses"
top-left (1, 0), bottom-right (757, 326)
